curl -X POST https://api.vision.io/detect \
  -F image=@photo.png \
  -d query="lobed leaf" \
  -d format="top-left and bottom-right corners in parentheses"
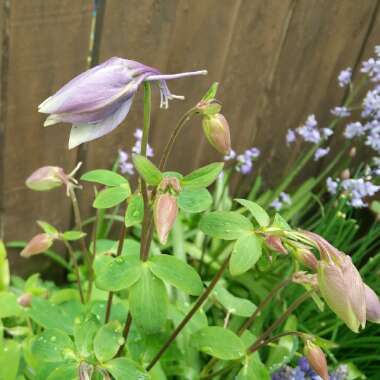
top-left (132, 155), bottom-right (163, 186)
top-left (200, 211), bottom-right (253, 240)
top-left (235, 199), bottom-right (270, 227)
top-left (81, 169), bottom-right (128, 187)
top-left (149, 255), bottom-right (203, 295)
top-left (230, 234), bottom-right (263, 276)
top-left (125, 194), bottom-right (144, 227)
top-left (93, 184), bottom-right (131, 209)
top-left (94, 320), bottom-right (123, 363)
top-left (181, 162), bottom-right (224, 190)
top-left (178, 188), bottom-right (212, 213)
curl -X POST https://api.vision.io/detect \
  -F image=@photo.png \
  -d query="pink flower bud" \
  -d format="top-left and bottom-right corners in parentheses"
top-left (304, 340), bottom-right (329, 380)
top-left (265, 235), bottom-right (287, 255)
top-left (318, 253), bottom-right (366, 332)
top-left (154, 194), bottom-right (178, 244)
top-left (364, 283), bottom-right (380, 323)
top-left (17, 293), bottom-right (32, 307)
top-left (295, 248), bottom-right (318, 271)
top-left (20, 233), bottom-right (54, 258)
top-left (26, 166), bottom-right (66, 191)
top-left (202, 113), bottom-right (231, 155)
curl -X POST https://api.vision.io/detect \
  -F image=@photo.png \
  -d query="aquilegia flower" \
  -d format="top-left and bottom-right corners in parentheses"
top-left (38, 57), bottom-right (207, 149)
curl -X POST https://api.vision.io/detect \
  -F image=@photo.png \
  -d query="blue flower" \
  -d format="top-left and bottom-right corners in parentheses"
top-left (338, 68), bottom-right (352, 87)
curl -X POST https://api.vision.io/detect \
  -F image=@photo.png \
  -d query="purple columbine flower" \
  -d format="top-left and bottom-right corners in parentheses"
top-left (39, 57), bottom-right (207, 149)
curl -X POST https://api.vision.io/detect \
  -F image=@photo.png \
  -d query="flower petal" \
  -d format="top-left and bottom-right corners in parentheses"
top-left (68, 97), bottom-right (134, 149)
top-left (39, 58), bottom-right (156, 115)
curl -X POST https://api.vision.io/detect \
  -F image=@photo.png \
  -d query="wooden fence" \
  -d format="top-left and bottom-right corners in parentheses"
top-left (0, 0), bottom-right (379, 274)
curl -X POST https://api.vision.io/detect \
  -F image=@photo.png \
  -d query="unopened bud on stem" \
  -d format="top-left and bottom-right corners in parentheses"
top-left (202, 113), bottom-right (231, 155)
top-left (20, 233), bottom-right (54, 258)
top-left (154, 194), bottom-right (178, 244)
top-left (304, 340), bottom-right (329, 380)
top-left (265, 235), bottom-right (287, 254)
top-left (26, 166), bottom-right (66, 191)
top-left (364, 283), bottom-right (380, 323)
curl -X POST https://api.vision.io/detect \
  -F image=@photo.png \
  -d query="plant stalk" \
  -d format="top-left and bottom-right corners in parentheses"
top-left (146, 254), bottom-right (231, 371)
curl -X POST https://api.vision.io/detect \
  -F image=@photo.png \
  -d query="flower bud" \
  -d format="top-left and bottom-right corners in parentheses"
top-left (364, 283), bottom-right (380, 323)
top-left (349, 147), bottom-right (357, 158)
top-left (294, 248), bottom-right (318, 271)
top-left (318, 254), bottom-right (366, 332)
top-left (202, 113), bottom-right (231, 155)
top-left (265, 235), bottom-right (287, 255)
top-left (26, 166), bottom-right (66, 191)
top-left (17, 293), bottom-right (32, 307)
top-left (20, 233), bottom-right (54, 258)
top-left (304, 340), bottom-right (329, 380)
top-left (341, 169), bottom-right (350, 180)
top-left (154, 194), bottom-right (178, 244)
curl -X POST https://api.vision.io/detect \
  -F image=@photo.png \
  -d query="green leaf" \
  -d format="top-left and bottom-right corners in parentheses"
top-left (181, 162), bottom-right (223, 190)
top-left (213, 284), bottom-right (256, 317)
top-left (105, 358), bottom-right (149, 380)
top-left (201, 82), bottom-right (219, 102)
top-left (62, 230), bottom-right (86, 241)
top-left (74, 314), bottom-right (100, 359)
top-left (0, 292), bottom-right (22, 318)
top-left (28, 298), bottom-right (74, 334)
top-left (81, 169), bottom-right (128, 186)
top-left (200, 211), bottom-right (253, 240)
top-left (272, 213), bottom-right (291, 230)
top-left (178, 188), bottom-right (212, 213)
top-left (235, 199), bottom-right (270, 227)
top-left (95, 253), bottom-right (142, 292)
top-left (47, 363), bottom-right (78, 380)
top-left (133, 155), bottom-right (163, 186)
top-left (0, 241), bottom-right (9, 291)
top-left (230, 234), bottom-right (263, 276)
top-left (32, 329), bottom-right (75, 363)
top-left (129, 266), bottom-right (168, 334)
top-left (0, 340), bottom-right (20, 380)
top-left (190, 326), bottom-right (245, 360)
top-left (236, 352), bottom-right (270, 380)
top-left (94, 321), bottom-right (123, 362)
top-left (37, 220), bottom-right (58, 235)
top-left (93, 185), bottom-right (131, 209)
top-left (149, 255), bottom-right (203, 295)
top-left (125, 194), bottom-right (144, 227)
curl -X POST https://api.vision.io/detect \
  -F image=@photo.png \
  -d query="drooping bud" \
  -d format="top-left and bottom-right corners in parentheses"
top-left (302, 231), bottom-right (366, 332)
top-left (364, 283), bottom-right (380, 323)
top-left (318, 254), bottom-right (366, 332)
top-left (26, 166), bottom-right (66, 191)
top-left (17, 293), bottom-right (32, 307)
top-left (20, 233), bottom-right (54, 258)
top-left (304, 340), bottom-right (329, 380)
top-left (154, 194), bottom-right (178, 244)
top-left (340, 169), bottom-right (350, 180)
top-left (202, 113), bottom-right (231, 155)
top-left (294, 248), bottom-right (318, 271)
top-left (265, 235), bottom-right (287, 255)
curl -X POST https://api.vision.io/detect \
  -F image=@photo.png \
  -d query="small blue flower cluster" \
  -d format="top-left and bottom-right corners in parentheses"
top-left (326, 176), bottom-right (380, 208)
top-left (118, 128), bottom-right (154, 175)
top-left (224, 147), bottom-right (260, 175)
top-left (286, 115), bottom-right (332, 161)
top-left (270, 192), bottom-right (292, 211)
top-left (272, 357), bottom-right (348, 380)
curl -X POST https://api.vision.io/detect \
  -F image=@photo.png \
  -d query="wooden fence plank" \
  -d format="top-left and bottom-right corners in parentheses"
top-left (2, 0), bottom-right (93, 276)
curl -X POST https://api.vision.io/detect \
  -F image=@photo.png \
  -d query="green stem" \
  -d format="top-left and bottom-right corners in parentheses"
top-left (158, 108), bottom-right (197, 171)
top-left (63, 240), bottom-right (84, 304)
top-left (140, 82), bottom-right (153, 262)
top-left (146, 254), bottom-right (231, 372)
top-left (69, 186), bottom-right (93, 301)
top-left (248, 291), bottom-right (312, 353)
top-left (104, 221), bottom-right (127, 323)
